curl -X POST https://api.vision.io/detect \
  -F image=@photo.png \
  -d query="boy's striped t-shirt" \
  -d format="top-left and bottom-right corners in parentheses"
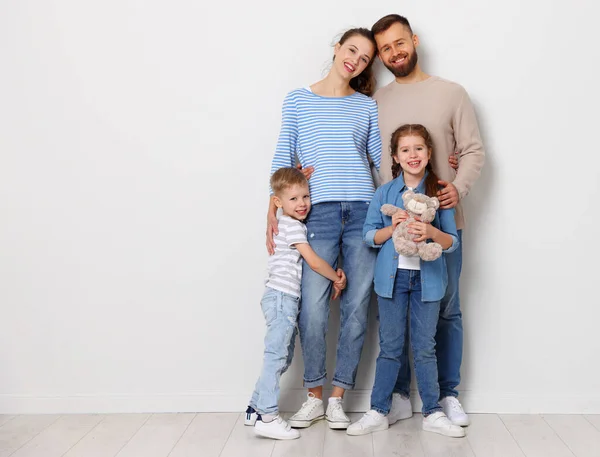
top-left (265, 215), bottom-right (308, 298)
top-left (270, 88), bottom-right (382, 204)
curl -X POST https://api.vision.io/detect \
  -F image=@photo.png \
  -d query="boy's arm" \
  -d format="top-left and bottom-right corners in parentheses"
top-left (295, 243), bottom-right (342, 283)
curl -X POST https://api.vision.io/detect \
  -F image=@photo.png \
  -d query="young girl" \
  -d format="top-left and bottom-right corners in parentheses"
top-left (348, 124), bottom-right (465, 438)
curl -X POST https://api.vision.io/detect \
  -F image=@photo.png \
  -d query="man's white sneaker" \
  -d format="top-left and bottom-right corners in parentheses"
top-left (254, 415), bottom-right (300, 440)
top-left (244, 406), bottom-right (258, 426)
top-left (347, 410), bottom-right (389, 436)
top-left (439, 396), bottom-right (470, 426)
top-left (326, 397), bottom-right (351, 430)
top-left (288, 393), bottom-right (325, 428)
top-left (422, 411), bottom-right (465, 437)
top-left (387, 393), bottom-right (413, 425)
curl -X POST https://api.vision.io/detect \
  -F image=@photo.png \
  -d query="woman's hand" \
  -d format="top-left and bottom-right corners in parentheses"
top-left (297, 163), bottom-right (315, 180)
top-left (266, 196), bottom-right (279, 255)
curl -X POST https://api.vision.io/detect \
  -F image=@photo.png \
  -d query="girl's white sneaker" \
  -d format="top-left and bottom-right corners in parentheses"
top-left (346, 410), bottom-right (389, 436)
top-left (422, 411), bottom-right (466, 437)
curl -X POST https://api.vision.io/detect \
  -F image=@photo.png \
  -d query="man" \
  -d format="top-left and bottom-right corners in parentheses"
top-left (371, 14), bottom-right (485, 427)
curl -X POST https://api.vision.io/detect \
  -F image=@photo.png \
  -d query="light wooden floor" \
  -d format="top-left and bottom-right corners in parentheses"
top-left (0, 412), bottom-right (599, 457)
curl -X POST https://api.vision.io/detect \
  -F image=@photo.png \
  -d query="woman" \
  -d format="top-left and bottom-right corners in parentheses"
top-left (266, 28), bottom-right (381, 430)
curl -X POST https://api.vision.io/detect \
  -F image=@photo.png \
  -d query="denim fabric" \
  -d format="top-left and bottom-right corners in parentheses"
top-left (299, 201), bottom-right (376, 389)
top-left (249, 287), bottom-right (299, 415)
top-left (393, 230), bottom-right (464, 400)
top-left (362, 172), bottom-right (459, 302)
top-left (371, 270), bottom-right (442, 416)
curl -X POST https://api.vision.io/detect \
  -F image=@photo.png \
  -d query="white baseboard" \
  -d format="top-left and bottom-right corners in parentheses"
top-left (1, 389), bottom-right (599, 414)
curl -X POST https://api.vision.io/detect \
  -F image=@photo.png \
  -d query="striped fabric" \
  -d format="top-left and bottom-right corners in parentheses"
top-left (265, 215), bottom-right (308, 298)
top-left (270, 88), bottom-right (382, 204)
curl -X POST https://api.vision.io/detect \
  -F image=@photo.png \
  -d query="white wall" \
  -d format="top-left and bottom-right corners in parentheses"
top-left (1, 0), bottom-right (599, 414)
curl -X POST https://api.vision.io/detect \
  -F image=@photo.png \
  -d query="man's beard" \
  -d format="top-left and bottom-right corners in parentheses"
top-left (385, 50), bottom-right (418, 78)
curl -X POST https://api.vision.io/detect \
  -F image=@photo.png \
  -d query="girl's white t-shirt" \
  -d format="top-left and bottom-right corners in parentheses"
top-left (397, 187), bottom-right (420, 271)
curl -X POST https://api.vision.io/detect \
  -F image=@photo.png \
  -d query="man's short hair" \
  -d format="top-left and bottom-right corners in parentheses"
top-left (270, 167), bottom-right (308, 195)
top-left (372, 14), bottom-right (413, 36)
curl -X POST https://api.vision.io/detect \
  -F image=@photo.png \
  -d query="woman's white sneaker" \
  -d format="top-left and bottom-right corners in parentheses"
top-left (346, 410), bottom-right (389, 436)
top-left (326, 397), bottom-right (351, 429)
top-left (288, 393), bottom-right (325, 428)
top-left (388, 393), bottom-right (413, 425)
top-left (254, 415), bottom-right (300, 440)
top-left (422, 411), bottom-right (465, 437)
top-left (439, 396), bottom-right (470, 426)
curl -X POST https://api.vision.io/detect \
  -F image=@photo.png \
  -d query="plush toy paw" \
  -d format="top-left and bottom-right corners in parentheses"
top-left (383, 192), bottom-right (443, 262)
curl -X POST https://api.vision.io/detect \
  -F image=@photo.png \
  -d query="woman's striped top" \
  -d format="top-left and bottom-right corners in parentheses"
top-left (270, 88), bottom-right (382, 204)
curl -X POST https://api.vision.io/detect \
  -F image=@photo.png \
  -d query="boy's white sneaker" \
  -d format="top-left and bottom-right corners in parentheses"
top-left (422, 411), bottom-right (466, 437)
top-left (439, 396), bottom-right (470, 426)
top-left (346, 410), bottom-right (389, 436)
top-left (288, 393), bottom-right (325, 428)
top-left (326, 397), bottom-right (351, 429)
top-left (387, 393), bottom-right (413, 425)
top-left (244, 406), bottom-right (258, 426)
top-left (254, 415), bottom-right (300, 440)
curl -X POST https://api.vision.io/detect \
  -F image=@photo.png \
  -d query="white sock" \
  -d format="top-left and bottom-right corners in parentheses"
top-left (261, 414), bottom-right (277, 423)
top-left (328, 397), bottom-right (342, 404)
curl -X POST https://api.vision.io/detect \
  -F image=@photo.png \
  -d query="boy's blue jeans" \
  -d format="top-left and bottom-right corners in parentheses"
top-left (249, 287), bottom-right (299, 415)
top-left (371, 269), bottom-right (443, 416)
top-left (394, 230), bottom-right (464, 400)
top-left (299, 202), bottom-right (376, 390)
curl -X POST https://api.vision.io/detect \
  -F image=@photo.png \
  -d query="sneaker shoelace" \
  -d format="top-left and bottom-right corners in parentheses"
top-left (296, 396), bottom-right (318, 416)
top-left (274, 416), bottom-right (292, 431)
top-left (447, 397), bottom-right (464, 413)
top-left (329, 402), bottom-right (347, 420)
top-left (358, 410), bottom-right (381, 426)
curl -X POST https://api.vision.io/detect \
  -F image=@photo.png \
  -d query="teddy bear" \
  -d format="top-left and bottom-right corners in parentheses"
top-left (381, 190), bottom-right (443, 261)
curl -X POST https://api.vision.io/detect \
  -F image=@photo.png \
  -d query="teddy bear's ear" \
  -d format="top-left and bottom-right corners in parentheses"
top-left (402, 190), bottom-right (415, 205)
top-left (428, 197), bottom-right (440, 210)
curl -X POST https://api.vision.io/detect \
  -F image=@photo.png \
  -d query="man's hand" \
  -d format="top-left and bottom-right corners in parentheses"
top-left (437, 180), bottom-right (459, 209)
top-left (448, 153), bottom-right (459, 170)
top-left (331, 268), bottom-right (347, 300)
top-left (296, 163), bottom-right (315, 180)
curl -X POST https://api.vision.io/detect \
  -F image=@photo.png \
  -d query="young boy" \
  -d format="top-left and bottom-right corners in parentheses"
top-left (245, 167), bottom-right (347, 440)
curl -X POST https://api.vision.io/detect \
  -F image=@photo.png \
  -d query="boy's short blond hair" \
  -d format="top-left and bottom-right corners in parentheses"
top-left (270, 167), bottom-right (308, 196)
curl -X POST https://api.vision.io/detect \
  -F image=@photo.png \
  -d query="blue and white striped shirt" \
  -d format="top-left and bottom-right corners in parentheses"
top-left (270, 88), bottom-right (382, 204)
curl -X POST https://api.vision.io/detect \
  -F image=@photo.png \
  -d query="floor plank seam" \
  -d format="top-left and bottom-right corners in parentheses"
top-left (497, 415), bottom-right (528, 457)
top-left (541, 415), bottom-right (578, 457)
top-left (59, 415), bottom-right (105, 457)
top-left (583, 415), bottom-right (600, 432)
top-left (113, 413), bottom-right (152, 457)
top-left (0, 416), bottom-right (17, 429)
top-left (165, 413), bottom-right (196, 457)
top-left (217, 413), bottom-right (242, 457)
top-left (7, 414), bottom-right (62, 457)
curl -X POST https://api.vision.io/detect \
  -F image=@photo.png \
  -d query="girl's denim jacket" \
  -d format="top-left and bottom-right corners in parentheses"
top-left (363, 172), bottom-right (459, 302)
